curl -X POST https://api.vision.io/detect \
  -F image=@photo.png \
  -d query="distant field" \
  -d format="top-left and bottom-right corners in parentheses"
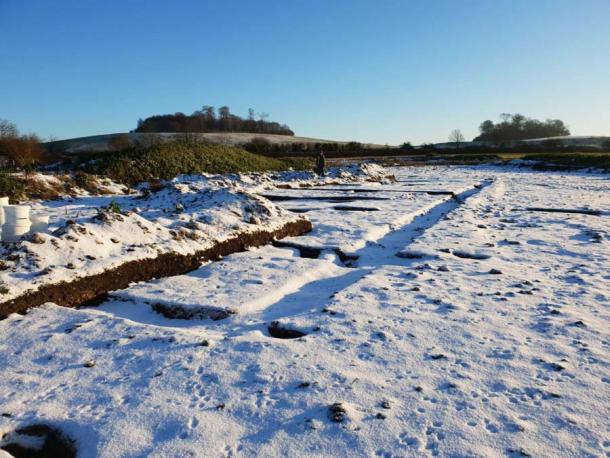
top-left (328, 151), bottom-right (610, 171)
top-left (413, 151), bottom-right (610, 170)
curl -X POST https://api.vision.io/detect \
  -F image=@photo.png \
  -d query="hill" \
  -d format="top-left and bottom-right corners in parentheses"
top-left (45, 132), bottom-right (387, 154)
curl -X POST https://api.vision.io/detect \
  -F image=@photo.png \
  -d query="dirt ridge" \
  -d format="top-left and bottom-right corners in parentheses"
top-left (0, 219), bottom-right (312, 317)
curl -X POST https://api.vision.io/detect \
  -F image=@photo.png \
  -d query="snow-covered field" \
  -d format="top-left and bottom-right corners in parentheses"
top-left (1, 166), bottom-right (609, 457)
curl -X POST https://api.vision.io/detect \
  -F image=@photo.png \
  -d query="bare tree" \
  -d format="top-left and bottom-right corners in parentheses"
top-left (449, 129), bottom-right (465, 149)
top-left (0, 119), bottom-right (18, 138)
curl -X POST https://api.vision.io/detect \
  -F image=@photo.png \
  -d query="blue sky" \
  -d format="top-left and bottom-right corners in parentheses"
top-left (1, 0), bottom-right (609, 144)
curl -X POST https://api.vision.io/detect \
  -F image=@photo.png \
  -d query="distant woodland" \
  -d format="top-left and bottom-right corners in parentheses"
top-left (134, 105), bottom-right (294, 136)
top-left (474, 113), bottom-right (570, 143)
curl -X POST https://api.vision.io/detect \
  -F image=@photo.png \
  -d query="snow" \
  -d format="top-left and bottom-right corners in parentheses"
top-left (0, 179), bottom-right (303, 302)
top-left (274, 181), bottom-right (485, 254)
top-left (105, 245), bottom-right (344, 321)
top-left (1, 165), bottom-right (609, 457)
top-left (0, 164), bottom-right (391, 301)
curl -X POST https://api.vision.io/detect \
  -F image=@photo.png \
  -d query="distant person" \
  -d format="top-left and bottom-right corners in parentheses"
top-left (315, 151), bottom-right (326, 177)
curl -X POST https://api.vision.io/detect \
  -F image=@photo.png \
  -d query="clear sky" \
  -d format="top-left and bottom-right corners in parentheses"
top-left (1, 0), bottom-right (609, 145)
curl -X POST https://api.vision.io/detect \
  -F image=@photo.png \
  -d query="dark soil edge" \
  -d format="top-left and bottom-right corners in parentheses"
top-left (0, 219), bottom-right (312, 318)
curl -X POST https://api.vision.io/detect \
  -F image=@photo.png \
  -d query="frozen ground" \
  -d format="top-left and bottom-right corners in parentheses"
top-left (0, 166), bottom-right (609, 457)
top-left (0, 164), bottom-right (386, 303)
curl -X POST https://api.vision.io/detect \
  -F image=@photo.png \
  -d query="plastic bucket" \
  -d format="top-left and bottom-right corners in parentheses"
top-left (2, 222), bottom-right (31, 242)
top-left (0, 197), bottom-right (8, 225)
top-left (30, 215), bottom-right (49, 233)
top-left (3, 205), bottom-right (30, 222)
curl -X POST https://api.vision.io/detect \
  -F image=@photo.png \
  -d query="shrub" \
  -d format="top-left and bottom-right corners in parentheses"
top-left (244, 137), bottom-right (272, 155)
top-left (107, 201), bottom-right (121, 213)
top-left (0, 135), bottom-right (44, 170)
top-left (0, 170), bottom-right (26, 200)
top-left (72, 171), bottom-right (99, 193)
top-left (345, 141), bottom-right (363, 151)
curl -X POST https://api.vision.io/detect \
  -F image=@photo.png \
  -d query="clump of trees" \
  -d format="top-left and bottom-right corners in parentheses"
top-left (134, 105), bottom-right (294, 136)
top-left (474, 113), bottom-right (570, 143)
top-left (399, 142), bottom-right (414, 151)
top-left (0, 119), bottom-right (44, 171)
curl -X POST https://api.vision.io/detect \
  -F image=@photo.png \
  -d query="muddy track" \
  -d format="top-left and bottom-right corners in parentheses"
top-left (0, 219), bottom-right (312, 318)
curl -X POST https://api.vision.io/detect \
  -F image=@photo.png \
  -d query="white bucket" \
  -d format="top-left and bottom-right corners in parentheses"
top-left (2, 222), bottom-right (31, 242)
top-left (0, 197), bottom-right (8, 225)
top-left (30, 215), bottom-right (49, 233)
top-left (3, 205), bottom-right (30, 222)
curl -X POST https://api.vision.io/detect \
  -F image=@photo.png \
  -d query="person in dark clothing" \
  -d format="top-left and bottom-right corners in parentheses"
top-left (315, 151), bottom-right (326, 177)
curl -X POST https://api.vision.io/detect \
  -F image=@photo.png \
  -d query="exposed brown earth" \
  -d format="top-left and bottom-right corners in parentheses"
top-left (0, 219), bottom-right (312, 318)
top-left (0, 424), bottom-right (76, 458)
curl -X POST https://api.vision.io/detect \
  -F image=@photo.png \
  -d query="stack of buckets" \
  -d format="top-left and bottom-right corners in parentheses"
top-left (0, 197), bottom-right (49, 242)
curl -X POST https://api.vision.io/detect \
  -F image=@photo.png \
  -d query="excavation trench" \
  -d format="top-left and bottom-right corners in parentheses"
top-left (0, 219), bottom-right (312, 318)
top-left (302, 187), bottom-right (456, 196)
top-left (267, 321), bottom-right (308, 339)
top-left (332, 205), bottom-right (380, 212)
top-left (272, 240), bottom-right (359, 265)
top-left (522, 207), bottom-right (603, 216)
top-left (260, 194), bottom-right (391, 202)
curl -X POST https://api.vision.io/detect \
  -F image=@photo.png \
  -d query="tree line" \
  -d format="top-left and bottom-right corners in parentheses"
top-left (134, 105), bottom-right (294, 136)
top-left (473, 113), bottom-right (570, 143)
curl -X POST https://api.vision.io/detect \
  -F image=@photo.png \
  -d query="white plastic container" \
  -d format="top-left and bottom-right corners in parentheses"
top-left (3, 205), bottom-right (30, 222)
top-left (2, 222), bottom-right (31, 242)
top-left (30, 215), bottom-right (49, 233)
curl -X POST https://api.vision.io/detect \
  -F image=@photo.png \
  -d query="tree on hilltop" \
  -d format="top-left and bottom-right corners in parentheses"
top-left (474, 114), bottom-right (569, 143)
top-left (449, 129), bottom-right (465, 148)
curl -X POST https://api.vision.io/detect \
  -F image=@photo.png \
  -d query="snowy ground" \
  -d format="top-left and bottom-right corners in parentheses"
top-left (0, 164), bottom-right (387, 303)
top-left (1, 166), bottom-right (609, 457)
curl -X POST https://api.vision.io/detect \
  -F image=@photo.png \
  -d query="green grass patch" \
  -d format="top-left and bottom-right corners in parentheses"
top-left (82, 142), bottom-right (311, 185)
top-left (276, 156), bottom-right (314, 170)
top-left (525, 152), bottom-right (610, 170)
